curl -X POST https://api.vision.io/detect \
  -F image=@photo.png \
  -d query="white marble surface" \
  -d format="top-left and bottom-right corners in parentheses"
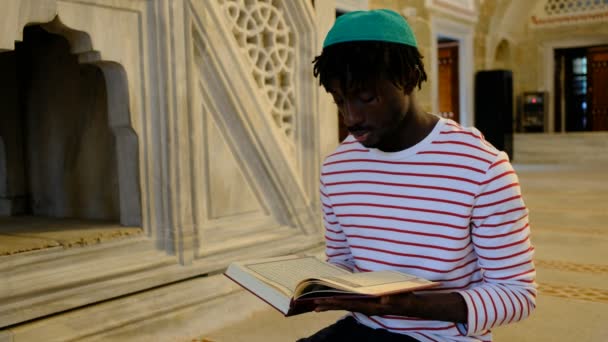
top-left (0, 0), bottom-right (325, 332)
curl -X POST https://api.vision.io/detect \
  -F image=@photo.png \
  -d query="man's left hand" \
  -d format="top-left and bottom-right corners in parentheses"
top-left (313, 293), bottom-right (417, 316)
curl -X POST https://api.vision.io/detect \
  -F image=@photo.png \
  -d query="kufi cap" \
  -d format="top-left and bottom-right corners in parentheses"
top-left (323, 9), bottom-right (417, 49)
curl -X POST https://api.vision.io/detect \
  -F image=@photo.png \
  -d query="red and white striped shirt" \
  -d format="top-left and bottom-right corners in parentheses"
top-left (320, 118), bottom-right (536, 342)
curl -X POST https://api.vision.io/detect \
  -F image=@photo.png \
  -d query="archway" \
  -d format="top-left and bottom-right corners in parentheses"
top-left (494, 39), bottom-right (511, 69)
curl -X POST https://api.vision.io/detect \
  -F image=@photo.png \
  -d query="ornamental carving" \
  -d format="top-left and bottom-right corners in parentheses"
top-left (219, 0), bottom-right (296, 139)
top-left (531, 0), bottom-right (608, 25)
top-left (544, 0), bottom-right (608, 15)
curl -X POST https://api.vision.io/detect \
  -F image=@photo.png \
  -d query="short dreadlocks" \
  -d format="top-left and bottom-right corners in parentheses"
top-left (312, 41), bottom-right (427, 95)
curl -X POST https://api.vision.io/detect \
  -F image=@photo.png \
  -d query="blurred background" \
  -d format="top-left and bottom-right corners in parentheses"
top-left (0, 0), bottom-right (606, 341)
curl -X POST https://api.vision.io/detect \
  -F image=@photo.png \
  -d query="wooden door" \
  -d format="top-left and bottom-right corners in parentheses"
top-left (588, 46), bottom-right (608, 131)
top-left (438, 43), bottom-right (460, 122)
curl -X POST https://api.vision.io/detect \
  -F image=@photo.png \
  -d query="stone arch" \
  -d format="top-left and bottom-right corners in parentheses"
top-left (0, 16), bottom-right (141, 226)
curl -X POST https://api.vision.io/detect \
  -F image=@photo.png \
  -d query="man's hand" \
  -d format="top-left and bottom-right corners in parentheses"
top-left (314, 293), bottom-right (417, 316)
top-left (314, 292), bottom-right (468, 323)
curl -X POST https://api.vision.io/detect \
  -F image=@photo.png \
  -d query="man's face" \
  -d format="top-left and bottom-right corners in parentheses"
top-left (328, 78), bottom-right (411, 151)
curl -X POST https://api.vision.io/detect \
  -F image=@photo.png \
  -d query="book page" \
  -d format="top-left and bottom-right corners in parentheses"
top-left (326, 270), bottom-right (418, 288)
top-left (317, 270), bottom-right (438, 296)
top-left (244, 256), bottom-right (349, 294)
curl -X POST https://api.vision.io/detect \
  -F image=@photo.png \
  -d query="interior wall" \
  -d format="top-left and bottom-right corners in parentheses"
top-left (6, 26), bottom-right (120, 220)
top-left (493, 39), bottom-right (511, 70)
top-left (0, 50), bottom-right (27, 215)
top-left (520, 24), bottom-right (608, 132)
top-left (315, 0), bottom-right (340, 157)
top-left (476, 0), bottom-right (608, 132)
top-left (518, 20), bottom-right (608, 93)
top-left (369, 0), bottom-right (432, 112)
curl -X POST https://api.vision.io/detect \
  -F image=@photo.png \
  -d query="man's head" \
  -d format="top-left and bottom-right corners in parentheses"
top-left (313, 9), bottom-right (428, 150)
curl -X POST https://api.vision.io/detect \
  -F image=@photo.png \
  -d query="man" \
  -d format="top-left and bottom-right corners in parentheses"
top-left (300, 9), bottom-right (536, 342)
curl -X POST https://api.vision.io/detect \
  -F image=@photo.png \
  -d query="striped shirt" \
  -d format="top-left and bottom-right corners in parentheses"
top-left (320, 118), bottom-right (536, 342)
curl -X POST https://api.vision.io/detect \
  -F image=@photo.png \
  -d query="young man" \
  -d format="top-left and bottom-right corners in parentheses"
top-left (300, 9), bottom-right (536, 342)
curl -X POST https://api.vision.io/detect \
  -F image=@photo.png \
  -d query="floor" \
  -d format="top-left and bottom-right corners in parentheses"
top-left (200, 163), bottom-right (608, 342)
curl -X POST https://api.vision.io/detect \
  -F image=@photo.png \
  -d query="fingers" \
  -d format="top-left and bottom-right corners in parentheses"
top-left (312, 299), bottom-right (347, 312)
top-left (313, 298), bottom-right (386, 315)
top-left (312, 293), bottom-right (416, 315)
top-left (313, 305), bottom-right (333, 312)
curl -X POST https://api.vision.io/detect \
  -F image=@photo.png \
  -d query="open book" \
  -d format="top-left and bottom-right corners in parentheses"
top-left (224, 255), bottom-right (439, 316)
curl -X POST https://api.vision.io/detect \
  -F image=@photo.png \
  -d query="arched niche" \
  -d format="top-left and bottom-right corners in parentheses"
top-left (0, 17), bottom-right (141, 231)
top-left (493, 39), bottom-right (512, 69)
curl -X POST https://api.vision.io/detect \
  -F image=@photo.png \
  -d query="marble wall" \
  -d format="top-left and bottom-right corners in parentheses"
top-left (0, 0), bottom-right (324, 331)
top-left (1, 0), bottom-right (604, 338)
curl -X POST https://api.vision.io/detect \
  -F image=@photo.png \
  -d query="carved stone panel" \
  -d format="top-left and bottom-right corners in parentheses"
top-left (205, 111), bottom-right (267, 220)
top-left (186, 0), bottom-right (321, 257)
top-left (0, 0), bottom-right (324, 330)
top-left (530, 0), bottom-right (608, 26)
top-left (219, 0), bottom-right (297, 141)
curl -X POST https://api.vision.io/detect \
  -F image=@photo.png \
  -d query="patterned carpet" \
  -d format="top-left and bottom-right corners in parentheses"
top-left (491, 164), bottom-right (608, 341)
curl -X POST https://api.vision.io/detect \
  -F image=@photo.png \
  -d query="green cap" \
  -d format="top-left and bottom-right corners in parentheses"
top-left (323, 9), bottom-right (417, 49)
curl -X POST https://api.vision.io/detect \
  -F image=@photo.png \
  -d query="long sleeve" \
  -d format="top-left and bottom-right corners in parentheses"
top-left (320, 180), bottom-right (355, 271)
top-left (318, 121), bottom-right (537, 340)
top-left (456, 152), bottom-right (537, 336)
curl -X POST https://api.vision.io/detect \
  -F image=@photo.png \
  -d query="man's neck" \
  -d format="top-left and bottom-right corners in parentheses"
top-left (404, 109), bottom-right (439, 146)
top-left (379, 106), bottom-right (439, 152)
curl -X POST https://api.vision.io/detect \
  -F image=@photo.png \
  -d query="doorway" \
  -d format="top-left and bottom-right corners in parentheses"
top-left (438, 38), bottom-right (460, 122)
top-left (430, 17), bottom-right (474, 127)
top-left (588, 46), bottom-right (608, 131)
top-left (554, 45), bottom-right (608, 132)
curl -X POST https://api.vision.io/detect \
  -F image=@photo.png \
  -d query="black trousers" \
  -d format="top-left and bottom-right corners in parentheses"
top-left (297, 316), bottom-right (419, 342)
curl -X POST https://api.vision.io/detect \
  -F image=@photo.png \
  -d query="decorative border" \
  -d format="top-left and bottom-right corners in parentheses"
top-left (536, 259), bottom-right (608, 274)
top-left (538, 282), bottom-right (608, 303)
top-left (531, 11), bottom-right (608, 25)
